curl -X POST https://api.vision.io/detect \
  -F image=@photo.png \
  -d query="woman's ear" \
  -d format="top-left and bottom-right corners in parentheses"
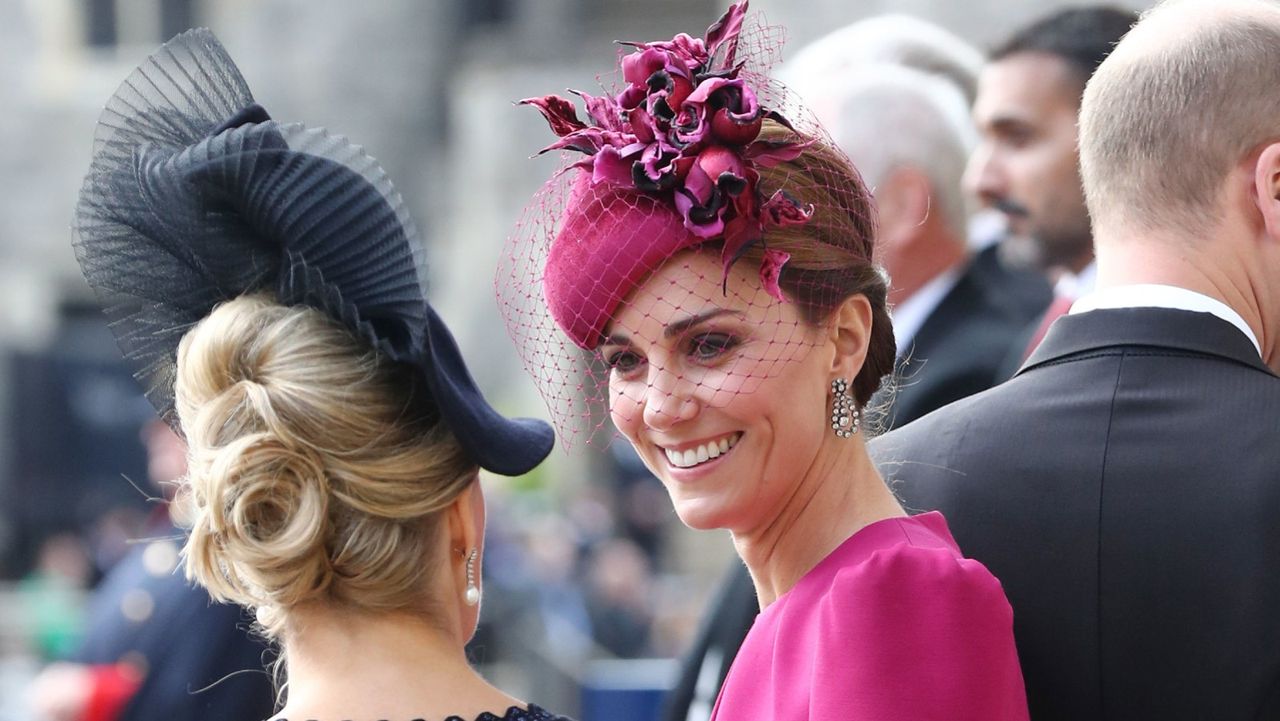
top-left (443, 473), bottom-right (485, 638)
top-left (1255, 142), bottom-right (1280, 243)
top-left (827, 294), bottom-right (874, 380)
top-left (445, 474), bottom-right (483, 561)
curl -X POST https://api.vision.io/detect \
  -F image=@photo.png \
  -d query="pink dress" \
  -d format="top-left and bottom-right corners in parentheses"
top-left (709, 512), bottom-right (1029, 721)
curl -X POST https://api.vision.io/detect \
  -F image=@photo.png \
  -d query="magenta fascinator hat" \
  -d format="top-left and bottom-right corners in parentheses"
top-left (497, 1), bottom-right (868, 447)
top-left (522, 1), bottom-right (812, 350)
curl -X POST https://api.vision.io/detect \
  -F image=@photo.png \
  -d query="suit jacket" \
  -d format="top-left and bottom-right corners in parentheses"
top-left (878, 260), bottom-right (1031, 429)
top-left (872, 307), bottom-right (1280, 721)
top-left (968, 242), bottom-right (1053, 325)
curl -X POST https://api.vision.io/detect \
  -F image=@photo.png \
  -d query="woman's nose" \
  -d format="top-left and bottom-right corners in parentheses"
top-left (641, 364), bottom-right (700, 430)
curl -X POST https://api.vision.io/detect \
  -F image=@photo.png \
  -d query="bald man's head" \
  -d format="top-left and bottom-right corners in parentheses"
top-left (1079, 0), bottom-right (1280, 238)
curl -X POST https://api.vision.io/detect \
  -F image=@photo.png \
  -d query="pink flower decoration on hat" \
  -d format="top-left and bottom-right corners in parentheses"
top-left (519, 0), bottom-right (811, 287)
top-left (759, 248), bottom-right (791, 303)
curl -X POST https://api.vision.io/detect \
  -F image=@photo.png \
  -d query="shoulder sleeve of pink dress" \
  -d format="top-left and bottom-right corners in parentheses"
top-left (811, 543), bottom-right (1030, 721)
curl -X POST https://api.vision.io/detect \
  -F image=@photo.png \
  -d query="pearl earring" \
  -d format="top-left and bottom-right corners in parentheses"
top-left (464, 548), bottom-right (480, 606)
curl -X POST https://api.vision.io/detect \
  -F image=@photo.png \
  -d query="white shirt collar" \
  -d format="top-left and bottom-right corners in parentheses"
top-left (1070, 283), bottom-right (1262, 356)
top-left (891, 266), bottom-right (963, 356)
top-left (1054, 260), bottom-right (1097, 300)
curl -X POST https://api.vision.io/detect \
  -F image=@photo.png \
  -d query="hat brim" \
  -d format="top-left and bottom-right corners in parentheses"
top-left (421, 306), bottom-right (554, 476)
top-left (543, 173), bottom-right (701, 349)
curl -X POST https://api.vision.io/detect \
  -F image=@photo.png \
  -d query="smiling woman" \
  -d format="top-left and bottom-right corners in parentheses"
top-left (499, 2), bottom-right (1029, 719)
top-left (601, 246), bottom-right (836, 533)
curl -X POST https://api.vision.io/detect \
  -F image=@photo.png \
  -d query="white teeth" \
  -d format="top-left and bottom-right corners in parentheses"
top-left (663, 433), bottom-right (741, 468)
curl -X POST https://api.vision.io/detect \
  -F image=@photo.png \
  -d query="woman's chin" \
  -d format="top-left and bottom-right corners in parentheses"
top-left (671, 497), bottom-right (734, 531)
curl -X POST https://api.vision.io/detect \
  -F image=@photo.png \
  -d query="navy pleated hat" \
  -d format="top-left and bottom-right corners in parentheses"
top-left (73, 29), bottom-right (553, 476)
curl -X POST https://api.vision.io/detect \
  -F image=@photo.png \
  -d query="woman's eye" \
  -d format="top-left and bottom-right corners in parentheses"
top-left (605, 349), bottom-right (644, 375)
top-left (688, 333), bottom-right (738, 361)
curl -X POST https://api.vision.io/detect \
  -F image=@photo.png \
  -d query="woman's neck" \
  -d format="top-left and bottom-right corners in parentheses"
top-left (732, 437), bottom-right (904, 608)
top-left (274, 606), bottom-right (522, 721)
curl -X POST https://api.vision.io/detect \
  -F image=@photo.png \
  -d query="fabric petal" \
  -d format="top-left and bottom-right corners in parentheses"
top-left (534, 127), bottom-right (613, 156)
top-left (572, 89), bottom-right (624, 132)
top-left (592, 146), bottom-right (635, 186)
top-left (745, 137), bottom-right (813, 167)
top-left (759, 248), bottom-right (790, 302)
top-left (518, 95), bottom-right (586, 137)
top-left (762, 190), bottom-right (814, 227)
top-left (705, 1), bottom-right (748, 66)
top-left (622, 47), bottom-right (669, 86)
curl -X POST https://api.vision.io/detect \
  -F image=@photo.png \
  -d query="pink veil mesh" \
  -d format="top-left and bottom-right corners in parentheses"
top-left (496, 2), bottom-right (881, 451)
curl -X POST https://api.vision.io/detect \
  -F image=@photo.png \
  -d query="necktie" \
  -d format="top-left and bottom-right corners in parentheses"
top-left (1023, 294), bottom-right (1075, 360)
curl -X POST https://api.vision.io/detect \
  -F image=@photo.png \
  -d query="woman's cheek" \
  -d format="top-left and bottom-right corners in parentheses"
top-left (609, 379), bottom-right (646, 437)
top-left (702, 366), bottom-right (752, 408)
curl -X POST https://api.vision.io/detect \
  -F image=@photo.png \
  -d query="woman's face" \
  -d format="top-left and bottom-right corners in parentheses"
top-left (602, 249), bottom-right (835, 534)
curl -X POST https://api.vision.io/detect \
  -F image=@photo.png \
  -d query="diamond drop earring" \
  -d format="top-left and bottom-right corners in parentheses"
top-left (830, 378), bottom-right (860, 438)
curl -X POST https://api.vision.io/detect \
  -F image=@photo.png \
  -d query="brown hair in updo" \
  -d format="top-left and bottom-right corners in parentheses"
top-left (173, 294), bottom-right (476, 639)
top-left (737, 119), bottom-right (894, 407)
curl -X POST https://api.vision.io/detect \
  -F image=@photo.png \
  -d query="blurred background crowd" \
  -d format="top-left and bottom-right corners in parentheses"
top-left (0, 1), bottom-right (1149, 719)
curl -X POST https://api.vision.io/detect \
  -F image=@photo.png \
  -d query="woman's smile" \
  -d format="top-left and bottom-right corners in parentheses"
top-left (658, 431), bottom-right (743, 470)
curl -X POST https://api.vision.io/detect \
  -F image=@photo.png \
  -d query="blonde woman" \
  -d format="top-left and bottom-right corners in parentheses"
top-left (73, 30), bottom-right (567, 721)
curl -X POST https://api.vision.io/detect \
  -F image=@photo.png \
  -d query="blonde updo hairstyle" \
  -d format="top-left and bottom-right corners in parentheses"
top-left (174, 294), bottom-right (476, 639)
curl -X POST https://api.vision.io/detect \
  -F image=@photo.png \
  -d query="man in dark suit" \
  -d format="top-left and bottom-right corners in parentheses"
top-left (880, 265), bottom-right (1029, 428)
top-left (873, 2), bottom-right (1280, 719)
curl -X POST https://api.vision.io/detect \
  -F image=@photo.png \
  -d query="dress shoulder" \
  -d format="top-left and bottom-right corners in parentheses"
top-left (825, 528), bottom-right (1014, 624)
top-left (810, 524), bottom-right (1029, 721)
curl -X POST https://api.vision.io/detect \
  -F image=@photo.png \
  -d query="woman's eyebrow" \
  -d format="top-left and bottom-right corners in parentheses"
top-left (664, 309), bottom-right (744, 339)
top-left (602, 309), bottom-right (744, 346)
top-left (601, 332), bottom-right (630, 348)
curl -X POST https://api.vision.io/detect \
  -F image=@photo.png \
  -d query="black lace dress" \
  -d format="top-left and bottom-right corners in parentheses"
top-left (444, 706), bottom-right (573, 721)
top-left (279, 705), bottom-right (575, 721)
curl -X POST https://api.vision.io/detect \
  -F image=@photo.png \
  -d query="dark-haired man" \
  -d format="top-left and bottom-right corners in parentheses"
top-left (966, 7), bottom-right (1137, 358)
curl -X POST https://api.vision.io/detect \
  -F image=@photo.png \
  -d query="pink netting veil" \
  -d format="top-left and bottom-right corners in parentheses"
top-left (497, 1), bottom-right (889, 450)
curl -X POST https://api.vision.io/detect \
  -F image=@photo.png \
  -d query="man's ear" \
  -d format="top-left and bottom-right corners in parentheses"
top-left (875, 167), bottom-right (932, 248)
top-left (827, 293), bottom-right (874, 381)
top-left (1255, 142), bottom-right (1280, 242)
